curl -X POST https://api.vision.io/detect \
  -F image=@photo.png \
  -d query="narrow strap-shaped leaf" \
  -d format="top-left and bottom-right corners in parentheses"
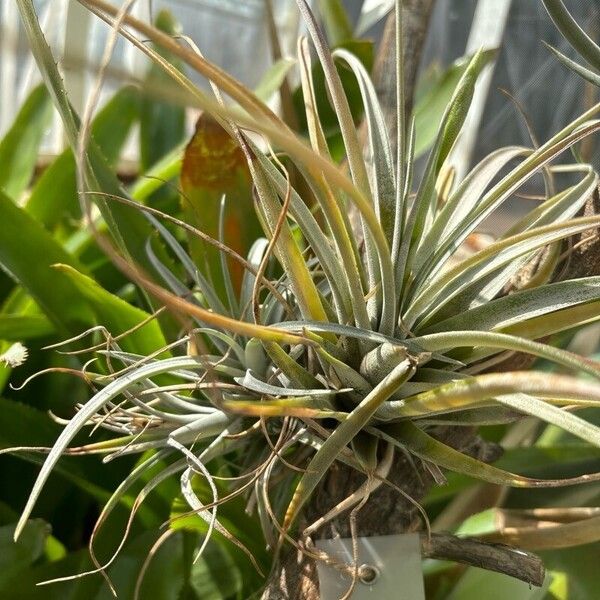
top-left (235, 370), bottom-right (344, 398)
top-left (412, 146), bottom-right (529, 283)
top-left (380, 372), bottom-right (600, 448)
top-left (283, 357), bottom-right (415, 531)
top-left (316, 345), bottom-right (373, 400)
top-left (414, 118), bottom-right (600, 293)
top-left (246, 150), bottom-right (329, 325)
top-left (295, 0), bottom-right (370, 198)
top-left (333, 48), bottom-right (396, 245)
top-left (542, 0), bottom-right (600, 70)
top-left (220, 396), bottom-right (341, 419)
top-left (14, 356), bottom-right (216, 540)
top-left (147, 214), bottom-right (229, 317)
top-left (300, 169), bottom-right (371, 330)
top-left (252, 147), bottom-right (358, 327)
top-left (504, 165), bottom-right (597, 236)
top-left (500, 298), bottom-right (600, 341)
top-left (53, 264), bottom-right (167, 355)
top-left (412, 330), bottom-right (600, 379)
top-left (423, 276), bottom-right (600, 334)
top-left (453, 165), bottom-right (598, 311)
top-left (406, 214), bottom-right (600, 329)
top-left (298, 36), bottom-right (331, 158)
top-left (274, 319), bottom-right (462, 367)
top-left (264, 342), bottom-right (321, 389)
top-left (544, 42), bottom-right (600, 87)
top-left (378, 421), bottom-right (600, 488)
top-left (295, 0), bottom-right (388, 329)
top-left (398, 50), bottom-right (492, 296)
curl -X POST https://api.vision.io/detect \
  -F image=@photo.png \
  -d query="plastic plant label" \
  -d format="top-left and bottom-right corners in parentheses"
top-left (315, 533), bottom-right (425, 599)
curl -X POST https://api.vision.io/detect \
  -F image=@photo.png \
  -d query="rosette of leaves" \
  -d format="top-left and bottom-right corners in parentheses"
top-left (11, 0), bottom-right (600, 594)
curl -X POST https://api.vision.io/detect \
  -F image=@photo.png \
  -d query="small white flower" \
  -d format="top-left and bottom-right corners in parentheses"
top-left (0, 342), bottom-right (28, 368)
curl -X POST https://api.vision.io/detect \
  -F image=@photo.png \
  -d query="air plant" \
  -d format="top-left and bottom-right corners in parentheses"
top-left (11, 0), bottom-right (600, 594)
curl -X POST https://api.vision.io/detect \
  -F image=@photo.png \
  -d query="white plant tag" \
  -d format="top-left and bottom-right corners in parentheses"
top-left (315, 533), bottom-right (425, 600)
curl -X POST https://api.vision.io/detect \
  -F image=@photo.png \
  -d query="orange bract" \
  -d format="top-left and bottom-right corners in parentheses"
top-left (181, 115), bottom-right (248, 191)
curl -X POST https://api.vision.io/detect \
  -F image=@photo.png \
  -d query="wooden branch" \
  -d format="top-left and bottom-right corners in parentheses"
top-left (422, 533), bottom-right (545, 587)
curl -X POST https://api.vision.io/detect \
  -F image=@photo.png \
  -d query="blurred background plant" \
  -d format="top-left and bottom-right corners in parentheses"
top-left (0, 1), bottom-right (599, 599)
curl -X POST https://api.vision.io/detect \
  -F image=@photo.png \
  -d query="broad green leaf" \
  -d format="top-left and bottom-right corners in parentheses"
top-left (316, 0), bottom-right (353, 45)
top-left (413, 56), bottom-right (484, 159)
top-left (0, 85), bottom-right (52, 200)
top-left (254, 58), bottom-right (296, 103)
top-left (128, 143), bottom-right (184, 205)
top-left (180, 115), bottom-right (260, 296)
top-left (16, 0), bottom-right (169, 276)
top-left (140, 10), bottom-right (186, 173)
top-left (54, 264), bottom-right (167, 355)
top-left (0, 397), bottom-right (115, 506)
top-left (92, 530), bottom-right (188, 600)
top-left (540, 543), bottom-right (600, 600)
top-left (0, 189), bottom-right (92, 331)
top-left (0, 547), bottom-right (99, 599)
top-left (0, 520), bottom-right (49, 588)
top-left (187, 541), bottom-right (246, 600)
top-left (0, 314), bottom-right (54, 341)
top-left (26, 86), bottom-right (141, 228)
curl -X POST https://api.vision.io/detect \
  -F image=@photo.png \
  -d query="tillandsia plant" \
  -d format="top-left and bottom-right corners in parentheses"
top-left (8, 0), bottom-right (600, 597)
